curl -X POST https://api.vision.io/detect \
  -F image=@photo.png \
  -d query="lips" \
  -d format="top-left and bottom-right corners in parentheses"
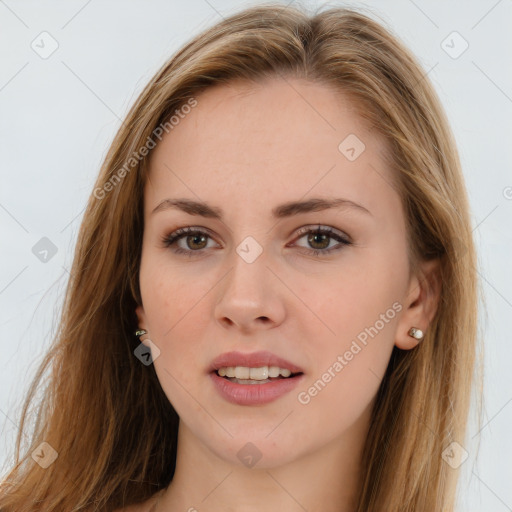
top-left (208, 350), bottom-right (304, 374)
top-left (210, 370), bottom-right (305, 405)
top-left (208, 350), bottom-right (305, 405)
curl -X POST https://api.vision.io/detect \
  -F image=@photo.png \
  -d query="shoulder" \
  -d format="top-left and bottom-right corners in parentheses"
top-left (113, 491), bottom-right (163, 512)
top-left (113, 501), bottom-right (155, 512)
top-left (112, 503), bottom-right (149, 512)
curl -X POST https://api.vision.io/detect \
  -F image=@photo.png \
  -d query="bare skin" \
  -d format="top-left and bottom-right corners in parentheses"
top-left (125, 77), bottom-right (440, 512)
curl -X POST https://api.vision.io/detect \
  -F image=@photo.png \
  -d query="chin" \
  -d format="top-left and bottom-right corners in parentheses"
top-left (206, 432), bottom-right (305, 470)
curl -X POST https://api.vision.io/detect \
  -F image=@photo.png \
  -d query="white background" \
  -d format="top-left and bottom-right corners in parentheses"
top-left (0, 1), bottom-right (511, 510)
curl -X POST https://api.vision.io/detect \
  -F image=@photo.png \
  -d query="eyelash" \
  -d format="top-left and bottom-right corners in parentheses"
top-left (161, 225), bottom-right (352, 258)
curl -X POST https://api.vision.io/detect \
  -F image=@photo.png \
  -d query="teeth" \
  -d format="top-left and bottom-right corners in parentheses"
top-left (217, 366), bottom-right (294, 380)
top-left (268, 366), bottom-right (280, 378)
top-left (250, 366), bottom-right (268, 379)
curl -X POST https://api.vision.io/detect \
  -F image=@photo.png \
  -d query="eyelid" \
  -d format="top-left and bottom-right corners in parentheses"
top-left (164, 225), bottom-right (220, 242)
top-left (161, 225), bottom-right (222, 248)
top-left (291, 224), bottom-right (352, 244)
top-left (161, 224), bottom-right (352, 256)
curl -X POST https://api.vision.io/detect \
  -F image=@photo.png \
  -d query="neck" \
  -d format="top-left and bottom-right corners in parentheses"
top-left (154, 405), bottom-right (372, 512)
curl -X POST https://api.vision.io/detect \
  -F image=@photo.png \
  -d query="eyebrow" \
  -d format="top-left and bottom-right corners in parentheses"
top-left (151, 197), bottom-right (371, 218)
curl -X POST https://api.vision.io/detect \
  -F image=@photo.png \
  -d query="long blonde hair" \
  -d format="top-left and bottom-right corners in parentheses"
top-left (0, 3), bottom-right (483, 511)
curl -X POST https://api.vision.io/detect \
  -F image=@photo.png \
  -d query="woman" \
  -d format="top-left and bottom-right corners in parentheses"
top-left (0, 3), bottom-right (482, 511)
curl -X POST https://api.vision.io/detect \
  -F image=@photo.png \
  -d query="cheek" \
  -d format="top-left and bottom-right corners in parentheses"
top-left (139, 261), bottom-right (212, 371)
top-left (140, 267), bottom-right (212, 416)
top-left (141, 255), bottom-right (208, 330)
top-left (291, 285), bottom-right (399, 446)
top-left (297, 262), bottom-right (403, 353)
top-left (294, 245), bottom-right (408, 410)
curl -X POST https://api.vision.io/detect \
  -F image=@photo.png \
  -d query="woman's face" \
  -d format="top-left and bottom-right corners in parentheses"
top-left (136, 77), bottom-right (426, 468)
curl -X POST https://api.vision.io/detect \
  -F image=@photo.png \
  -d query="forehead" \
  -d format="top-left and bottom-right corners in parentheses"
top-left (145, 77), bottom-right (397, 220)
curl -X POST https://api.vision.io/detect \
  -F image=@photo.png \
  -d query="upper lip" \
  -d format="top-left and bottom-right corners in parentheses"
top-left (209, 350), bottom-right (304, 374)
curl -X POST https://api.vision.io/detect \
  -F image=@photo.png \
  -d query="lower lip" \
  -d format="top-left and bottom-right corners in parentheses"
top-left (209, 371), bottom-right (305, 406)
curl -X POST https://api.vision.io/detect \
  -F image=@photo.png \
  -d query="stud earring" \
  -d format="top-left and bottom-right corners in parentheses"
top-left (135, 329), bottom-right (148, 339)
top-left (408, 327), bottom-right (424, 341)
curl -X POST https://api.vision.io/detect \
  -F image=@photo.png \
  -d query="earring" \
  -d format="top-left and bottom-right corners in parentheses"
top-left (135, 329), bottom-right (147, 338)
top-left (408, 327), bottom-right (424, 341)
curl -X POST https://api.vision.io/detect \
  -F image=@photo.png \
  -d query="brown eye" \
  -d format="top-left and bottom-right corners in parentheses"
top-left (161, 225), bottom-right (351, 258)
top-left (293, 225), bottom-right (352, 256)
top-left (307, 232), bottom-right (331, 250)
top-left (161, 227), bottom-right (218, 257)
top-left (185, 233), bottom-right (208, 250)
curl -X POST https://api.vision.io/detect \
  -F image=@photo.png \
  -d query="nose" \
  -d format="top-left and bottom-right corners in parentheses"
top-left (214, 244), bottom-right (287, 334)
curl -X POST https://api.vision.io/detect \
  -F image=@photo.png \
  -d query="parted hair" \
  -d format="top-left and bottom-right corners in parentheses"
top-left (0, 3), bottom-right (482, 511)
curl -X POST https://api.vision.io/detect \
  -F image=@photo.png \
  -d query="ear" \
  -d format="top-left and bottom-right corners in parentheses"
top-left (135, 304), bottom-right (151, 347)
top-left (395, 258), bottom-right (442, 350)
